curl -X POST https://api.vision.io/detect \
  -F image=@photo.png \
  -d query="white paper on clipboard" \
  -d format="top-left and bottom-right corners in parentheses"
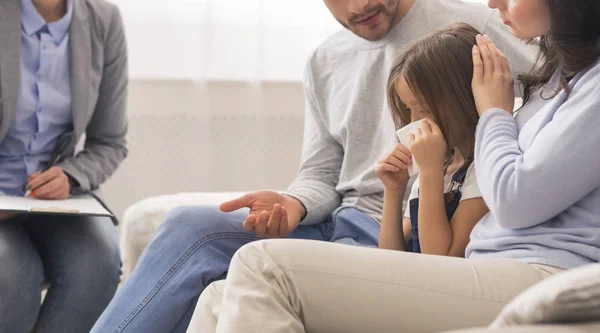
top-left (0, 194), bottom-right (113, 217)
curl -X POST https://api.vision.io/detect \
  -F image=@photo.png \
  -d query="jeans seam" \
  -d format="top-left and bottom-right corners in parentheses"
top-left (112, 231), bottom-right (257, 333)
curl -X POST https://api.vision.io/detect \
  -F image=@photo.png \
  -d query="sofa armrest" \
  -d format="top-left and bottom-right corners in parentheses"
top-left (438, 323), bottom-right (600, 333)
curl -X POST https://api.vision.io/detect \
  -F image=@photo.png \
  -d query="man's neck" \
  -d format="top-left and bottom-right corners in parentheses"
top-left (389, 0), bottom-right (416, 32)
top-left (32, 0), bottom-right (67, 23)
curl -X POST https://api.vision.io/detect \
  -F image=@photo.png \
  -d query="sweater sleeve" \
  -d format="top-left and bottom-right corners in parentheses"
top-left (475, 66), bottom-right (600, 229)
top-left (285, 60), bottom-right (343, 225)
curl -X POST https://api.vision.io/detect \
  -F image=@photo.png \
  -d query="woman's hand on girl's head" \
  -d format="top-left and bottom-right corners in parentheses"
top-left (409, 119), bottom-right (447, 173)
top-left (375, 144), bottom-right (412, 192)
top-left (471, 34), bottom-right (515, 116)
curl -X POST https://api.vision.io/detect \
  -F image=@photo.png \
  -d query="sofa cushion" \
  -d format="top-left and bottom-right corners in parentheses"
top-left (491, 263), bottom-right (600, 327)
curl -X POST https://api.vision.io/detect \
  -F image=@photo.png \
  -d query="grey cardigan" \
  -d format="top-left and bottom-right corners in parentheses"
top-left (0, 0), bottom-right (128, 194)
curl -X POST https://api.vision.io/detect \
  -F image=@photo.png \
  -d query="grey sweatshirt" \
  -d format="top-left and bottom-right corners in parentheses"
top-left (287, 0), bottom-right (536, 225)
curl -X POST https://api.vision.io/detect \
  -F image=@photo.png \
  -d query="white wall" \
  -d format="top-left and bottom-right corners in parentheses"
top-left (102, 81), bottom-right (306, 220)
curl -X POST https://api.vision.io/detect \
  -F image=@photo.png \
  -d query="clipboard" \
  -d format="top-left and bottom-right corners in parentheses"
top-left (0, 194), bottom-right (113, 217)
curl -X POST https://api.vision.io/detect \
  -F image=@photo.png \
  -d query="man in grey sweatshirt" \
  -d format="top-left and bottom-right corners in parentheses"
top-left (92, 1), bottom-right (537, 332)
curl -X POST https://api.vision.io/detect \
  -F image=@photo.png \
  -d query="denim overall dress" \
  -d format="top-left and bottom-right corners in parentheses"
top-left (406, 162), bottom-right (471, 253)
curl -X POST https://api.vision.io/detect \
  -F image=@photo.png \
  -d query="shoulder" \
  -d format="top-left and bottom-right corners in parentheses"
top-left (304, 29), bottom-right (359, 84)
top-left (572, 59), bottom-right (600, 96)
top-left (75, 0), bottom-right (124, 39)
top-left (79, 0), bottom-right (121, 21)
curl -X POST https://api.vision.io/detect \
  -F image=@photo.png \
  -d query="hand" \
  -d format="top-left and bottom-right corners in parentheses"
top-left (26, 166), bottom-right (71, 200)
top-left (472, 34), bottom-right (515, 116)
top-left (0, 212), bottom-right (17, 223)
top-left (219, 190), bottom-right (304, 238)
top-left (409, 119), bottom-right (447, 173)
top-left (375, 143), bottom-right (411, 192)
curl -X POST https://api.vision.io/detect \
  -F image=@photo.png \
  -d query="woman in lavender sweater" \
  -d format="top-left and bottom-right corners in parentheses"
top-left (191, 0), bottom-right (600, 332)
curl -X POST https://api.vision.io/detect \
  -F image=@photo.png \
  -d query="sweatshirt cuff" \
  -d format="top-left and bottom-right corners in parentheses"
top-left (58, 159), bottom-right (90, 194)
top-left (281, 190), bottom-right (334, 226)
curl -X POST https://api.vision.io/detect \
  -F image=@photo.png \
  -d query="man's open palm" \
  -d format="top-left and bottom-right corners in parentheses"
top-left (220, 190), bottom-right (303, 238)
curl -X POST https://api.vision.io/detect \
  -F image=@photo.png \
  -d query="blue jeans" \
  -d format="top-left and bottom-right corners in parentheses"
top-left (92, 206), bottom-right (380, 333)
top-left (0, 214), bottom-right (121, 333)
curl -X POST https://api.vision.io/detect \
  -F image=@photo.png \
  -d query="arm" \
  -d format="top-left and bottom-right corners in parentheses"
top-left (476, 97), bottom-right (600, 229)
top-left (418, 171), bottom-right (489, 257)
top-left (379, 187), bottom-right (408, 251)
top-left (416, 170), bottom-right (450, 255)
top-left (285, 61), bottom-right (343, 225)
top-left (58, 5), bottom-right (128, 192)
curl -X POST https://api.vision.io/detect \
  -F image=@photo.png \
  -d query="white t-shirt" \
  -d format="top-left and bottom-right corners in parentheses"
top-left (404, 162), bottom-right (481, 219)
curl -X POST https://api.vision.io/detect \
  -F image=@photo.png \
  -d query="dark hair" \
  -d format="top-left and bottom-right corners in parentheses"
top-left (387, 22), bottom-right (480, 161)
top-left (520, 0), bottom-right (600, 103)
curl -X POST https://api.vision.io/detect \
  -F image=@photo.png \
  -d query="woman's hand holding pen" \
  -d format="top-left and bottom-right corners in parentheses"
top-left (26, 166), bottom-right (71, 200)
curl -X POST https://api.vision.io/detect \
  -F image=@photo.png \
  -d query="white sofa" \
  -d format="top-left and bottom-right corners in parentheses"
top-left (121, 194), bottom-right (600, 333)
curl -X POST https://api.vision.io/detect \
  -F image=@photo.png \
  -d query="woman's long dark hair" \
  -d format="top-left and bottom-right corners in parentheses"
top-left (520, 0), bottom-right (600, 103)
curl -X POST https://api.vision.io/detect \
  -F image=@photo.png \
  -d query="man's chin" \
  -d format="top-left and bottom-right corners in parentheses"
top-left (354, 26), bottom-right (391, 42)
top-left (350, 19), bottom-right (392, 42)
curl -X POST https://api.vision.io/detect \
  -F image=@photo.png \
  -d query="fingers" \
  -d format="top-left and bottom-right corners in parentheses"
top-left (31, 176), bottom-right (68, 199)
top-left (378, 163), bottom-right (401, 173)
top-left (279, 207), bottom-right (289, 237)
top-left (254, 211), bottom-right (269, 238)
top-left (242, 215), bottom-right (257, 232)
top-left (414, 128), bottom-right (423, 139)
top-left (424, 118), bottom-right (442, 135)
top-left (220, 193), bottom-right (253, 212)
top-left (420, 119), bottom-right (432, 134)
top-left (476, 34), bottom-right (494, 78)
top-left (472, 45), bottom-right (483, 84)
top-left (390, 148), bottom-right (411, 166)
top-left (394, 143), bottom-right (412, 158)
top-left (27, 167), bottom-right (61, 191)
top-left (27, 172), bottom-right (41, 184)
top-left (266, 204), bottom-right (282, 238)
top-left (486, 39), bottom-right (504, 78)
top-left (497, 49), bottom-right (512, 81)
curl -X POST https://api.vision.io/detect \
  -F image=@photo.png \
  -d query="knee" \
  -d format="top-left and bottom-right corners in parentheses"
top-left (158, 205), bottom-right (233, 239)
top-left (232, 239), bottom-right (313, 274)
top-left (232, 240), bottom-right (280, 272)
top-left (0, 250), bottom-right (42, 316)
top-left (199, 280), bottom-right (226, 308)
top-left (62, 234), bottom-right (121, 295)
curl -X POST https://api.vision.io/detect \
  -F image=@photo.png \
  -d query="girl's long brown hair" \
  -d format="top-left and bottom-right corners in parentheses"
top-left (520, 0), bottom-right (600, 103)
top-left (387, 22), bottom-right (480, 161)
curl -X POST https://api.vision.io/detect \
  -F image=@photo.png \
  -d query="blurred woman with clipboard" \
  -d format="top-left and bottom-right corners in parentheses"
top-left (0, 0), bottom-right (128, 331)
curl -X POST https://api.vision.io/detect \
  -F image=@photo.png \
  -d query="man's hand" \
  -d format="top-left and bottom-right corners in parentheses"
top-left (26, 166), bottom-right (71, 200)
top-left (220, 190), bottom-right (305, 238)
